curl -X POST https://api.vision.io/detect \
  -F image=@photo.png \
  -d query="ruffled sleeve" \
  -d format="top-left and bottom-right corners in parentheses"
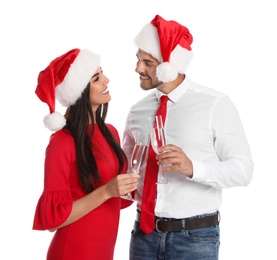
top-left (33, 191), bottom-right (73, 230)
top-left (33, 130), bottom-right (75, 230)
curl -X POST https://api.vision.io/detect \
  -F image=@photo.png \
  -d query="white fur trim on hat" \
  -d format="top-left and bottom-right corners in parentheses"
top-left (56, 49), bottom-right (101, 107)
top-left (43, 111), bottom-right (66, 131)
top-left (134, 23), bottom-right (163, 63)
top-left (170, 45), bottom-right (193, 74)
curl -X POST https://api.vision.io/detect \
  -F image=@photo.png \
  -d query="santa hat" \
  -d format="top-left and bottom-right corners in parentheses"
top-left (134, 15), bottom-right (193, 83)
top-left (35, 48), bottom-right (101, 131)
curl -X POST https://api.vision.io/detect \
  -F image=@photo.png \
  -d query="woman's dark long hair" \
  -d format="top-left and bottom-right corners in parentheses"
top-left (63, 83), bottom-right (127, 193)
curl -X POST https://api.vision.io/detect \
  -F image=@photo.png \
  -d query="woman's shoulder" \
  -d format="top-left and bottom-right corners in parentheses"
top-left (106, 123), bottom-right (120, 140)
top-left (106, 123), bottom-right (117, 132)
top-left (50, 128), bottom-right (72, 138)
top-left (48, 129), bottom-right (74, 147)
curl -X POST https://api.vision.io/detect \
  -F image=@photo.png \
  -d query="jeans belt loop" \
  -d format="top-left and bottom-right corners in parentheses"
top-left (181, 218), bottom-right (186, 231)
top-left (218, 211), bottom-right (221, 222)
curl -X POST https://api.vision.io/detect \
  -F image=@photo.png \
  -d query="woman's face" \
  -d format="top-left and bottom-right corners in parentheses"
top-left (89, 67), bottom-right (111, 111)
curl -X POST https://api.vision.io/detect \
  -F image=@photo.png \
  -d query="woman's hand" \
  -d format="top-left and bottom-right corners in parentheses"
top-left (104, 173), bottom-right (139, 198)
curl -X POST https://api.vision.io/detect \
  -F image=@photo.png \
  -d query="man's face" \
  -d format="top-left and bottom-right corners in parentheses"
top-left (135, 49), bottom-right (163, 90)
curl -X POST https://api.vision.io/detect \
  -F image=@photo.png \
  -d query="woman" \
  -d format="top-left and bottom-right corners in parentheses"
top-left (33, 48), bottom-right (138, 260)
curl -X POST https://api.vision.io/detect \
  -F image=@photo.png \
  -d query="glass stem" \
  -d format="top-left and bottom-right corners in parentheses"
top-left (160, 165), bottom-right (165, 181)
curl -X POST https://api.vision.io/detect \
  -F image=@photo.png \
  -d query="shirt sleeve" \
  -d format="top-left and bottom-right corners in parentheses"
top-left (192, 96), bottom-right (254, 188)
top-left (33, 131), bottom-right (74, 230)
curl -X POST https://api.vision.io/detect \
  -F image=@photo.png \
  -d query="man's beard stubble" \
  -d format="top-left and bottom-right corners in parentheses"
top-left (140, 81), bottom-right (163, 91)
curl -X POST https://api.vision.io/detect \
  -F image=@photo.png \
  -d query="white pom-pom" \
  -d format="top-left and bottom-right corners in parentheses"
top-left (43, 112), bottom-right (66, 131)
top-left (156, 62), bottom-right (178, 83)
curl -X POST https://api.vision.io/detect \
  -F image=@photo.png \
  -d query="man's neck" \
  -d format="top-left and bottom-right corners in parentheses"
top-left (157, 74), bottom-right (185, 94)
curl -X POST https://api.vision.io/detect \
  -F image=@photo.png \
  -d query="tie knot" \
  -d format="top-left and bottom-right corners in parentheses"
top-left (156, 95), bottom-right (169, 124)
top-left (160, 95), bottom-right (169, 105)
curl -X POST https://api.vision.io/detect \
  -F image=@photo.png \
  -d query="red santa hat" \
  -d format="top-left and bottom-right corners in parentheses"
top-left (134, 15), bottom-right (193, 83)
top-left (35, 48), bottom-right (101, 131)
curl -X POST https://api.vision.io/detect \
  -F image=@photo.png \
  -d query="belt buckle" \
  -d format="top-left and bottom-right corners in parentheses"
top-left (155, 218), bottom-right (167, 233)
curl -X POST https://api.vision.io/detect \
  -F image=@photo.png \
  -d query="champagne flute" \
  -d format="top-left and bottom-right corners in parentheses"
top-left (121, 131), bottom-right (149, 200)
top-left (149, 115), bottom-right (171, 184)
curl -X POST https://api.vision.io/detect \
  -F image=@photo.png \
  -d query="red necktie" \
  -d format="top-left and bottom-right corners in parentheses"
top-left (140, 95), bottom-right (169, 234)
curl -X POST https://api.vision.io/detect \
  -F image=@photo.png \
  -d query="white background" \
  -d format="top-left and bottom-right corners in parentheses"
top-left (1, 0), bottom-right (276, 259)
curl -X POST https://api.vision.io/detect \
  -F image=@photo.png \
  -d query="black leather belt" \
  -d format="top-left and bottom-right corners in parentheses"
top-left (136, 211), bottom-right (220, 233)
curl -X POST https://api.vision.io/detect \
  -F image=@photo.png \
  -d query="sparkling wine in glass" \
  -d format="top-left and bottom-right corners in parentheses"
top-left (121, 132), bottom-right (149, 200)
top-left (149, 115), bottom-right (171, 184)
top-left (131, 142), bottom-right (148, 174)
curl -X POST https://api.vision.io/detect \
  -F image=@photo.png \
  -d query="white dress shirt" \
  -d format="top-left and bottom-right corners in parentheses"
top-left (122, 77), bottom-right (254, 219)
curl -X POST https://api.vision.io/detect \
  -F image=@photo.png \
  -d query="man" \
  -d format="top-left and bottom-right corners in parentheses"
top-left (122, 14), bottom-right (254, 259)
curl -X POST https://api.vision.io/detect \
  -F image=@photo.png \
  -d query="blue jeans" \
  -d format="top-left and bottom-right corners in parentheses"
top-left (129, 213), bottom-right (220, 260)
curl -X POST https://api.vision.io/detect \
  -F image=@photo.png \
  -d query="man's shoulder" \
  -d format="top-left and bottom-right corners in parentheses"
top-left (188, 79), bottom-right (227, 100)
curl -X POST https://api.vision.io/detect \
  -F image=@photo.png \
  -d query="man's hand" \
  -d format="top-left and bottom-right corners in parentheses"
top-left (157, 144), bottom-right (193, 178)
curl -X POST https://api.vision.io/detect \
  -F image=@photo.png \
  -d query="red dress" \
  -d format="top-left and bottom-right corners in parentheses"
top-left (33, 124), bottom-right (132, 260)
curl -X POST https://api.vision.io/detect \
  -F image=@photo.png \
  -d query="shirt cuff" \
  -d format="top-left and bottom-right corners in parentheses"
top-left (190, 160), bottom-right (206, 181)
